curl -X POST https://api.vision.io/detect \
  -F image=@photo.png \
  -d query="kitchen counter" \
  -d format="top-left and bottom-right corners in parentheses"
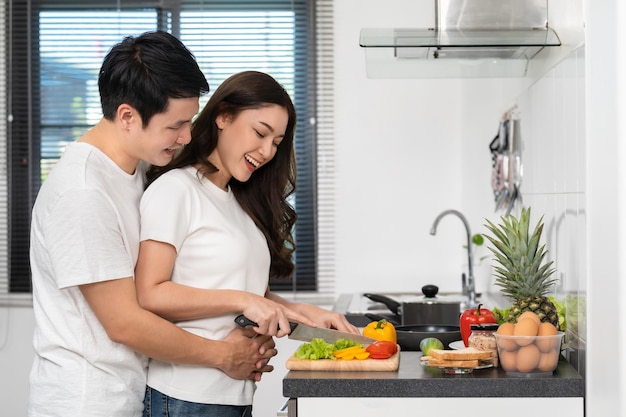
top-left (283, 351), bottom-right (584, 417)
top-left (283, 295), bottom-right (585, 416)
top-left (283, 351), bottom-right (584, 398)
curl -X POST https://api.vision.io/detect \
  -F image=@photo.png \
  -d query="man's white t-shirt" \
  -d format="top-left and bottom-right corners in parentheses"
top-left (139, 166), bottom-right (270, 405)
top-left (29, 142), bottom-right (148, 417)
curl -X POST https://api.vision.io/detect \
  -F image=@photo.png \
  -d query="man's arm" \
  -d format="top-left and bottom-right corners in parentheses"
top-left (80, 277), bottom-right (276, 380)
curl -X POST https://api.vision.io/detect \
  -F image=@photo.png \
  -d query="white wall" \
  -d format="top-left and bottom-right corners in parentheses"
top-left (1, 307), bottom-right (33, 414)
top-left (584, 1), bottom-right (626, 416)
top-left (332, 0), bottom-right (523, 297)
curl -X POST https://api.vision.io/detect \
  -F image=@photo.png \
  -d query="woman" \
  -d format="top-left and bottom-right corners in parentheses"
top-left (135, 71), bottom-right (358, 417)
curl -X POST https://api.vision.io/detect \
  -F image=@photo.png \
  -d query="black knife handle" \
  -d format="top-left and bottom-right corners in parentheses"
top-left (234, 314), bottom-right (297, 332)
top-left (235, 314), bottom-right (258, 328)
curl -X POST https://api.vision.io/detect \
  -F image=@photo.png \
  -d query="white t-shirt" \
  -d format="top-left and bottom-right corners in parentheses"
top-left (139, 166), bottom-right (270, 405)
top-left (29, 142), bottom-right (148, 417)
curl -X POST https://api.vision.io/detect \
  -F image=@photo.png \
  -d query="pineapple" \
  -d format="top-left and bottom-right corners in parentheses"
top-left (484, 207), bottom-right (560, 329)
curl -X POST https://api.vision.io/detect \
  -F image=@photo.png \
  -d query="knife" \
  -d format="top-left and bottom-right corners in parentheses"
top-left (234, 314), bottom-right (376, 345)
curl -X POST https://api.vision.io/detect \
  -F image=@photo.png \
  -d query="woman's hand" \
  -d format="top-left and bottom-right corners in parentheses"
top-left (291, 303), bottom-right (360, 334)
top-left (241, 294), bottom-right (318, 338)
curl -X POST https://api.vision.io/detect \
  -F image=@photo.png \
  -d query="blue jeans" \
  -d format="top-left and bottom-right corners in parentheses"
top-left (143, 386), bottom-right (253, 417)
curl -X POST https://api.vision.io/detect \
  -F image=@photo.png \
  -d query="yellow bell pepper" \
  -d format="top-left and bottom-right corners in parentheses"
top-left (354, 351), bottom-right (371, 360)
top-left (333, 345), bottom-right (369, 360)
top-left (363, 319), bottom-right (397, 343)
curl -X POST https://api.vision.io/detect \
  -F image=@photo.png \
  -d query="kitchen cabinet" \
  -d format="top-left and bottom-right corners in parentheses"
top-left (283, 351), bottom-right (584, 417)
top-left (296, 397), bottom-right (582, 417)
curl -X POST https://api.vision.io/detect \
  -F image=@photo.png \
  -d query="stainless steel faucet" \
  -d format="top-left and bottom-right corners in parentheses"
top-left (430, 209), bottom-right (477, 308)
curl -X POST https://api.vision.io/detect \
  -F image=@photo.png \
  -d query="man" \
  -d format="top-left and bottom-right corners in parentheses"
top-left (28, 31), bottom-right (294, 417)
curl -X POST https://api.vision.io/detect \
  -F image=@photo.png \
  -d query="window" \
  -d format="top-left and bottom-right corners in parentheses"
top-left (4, 0), bottom-right (321, 298)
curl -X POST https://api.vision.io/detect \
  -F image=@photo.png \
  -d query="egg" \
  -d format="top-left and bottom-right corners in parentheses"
top-left (537, 322), bottom-right (558, 335)
top-left (497, 322), bottom-right (515, 335)
top-left (496, 322), bottom-right (517, 351)
top-left (537, 322), bottom-right (559, 352)
top-left (499, 349), bottom-right (517, 372)
top-left (514, 318), bottom-right (539, 346)
top-left (516, 344), bottom-right (541, 373)
top-left (537, 349), bottom-right (560, 372)
top-left (517, 311), bottom-right (541, 326)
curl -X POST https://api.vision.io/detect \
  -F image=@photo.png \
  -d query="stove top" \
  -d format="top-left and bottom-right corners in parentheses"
top-left (335, 292), bottom-right (480, 327)
top-left (342, 292), bottom-right (424, 315)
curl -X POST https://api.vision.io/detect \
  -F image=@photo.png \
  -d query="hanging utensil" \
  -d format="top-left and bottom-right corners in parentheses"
top-left (506, 117), bottom-right (523, 214)
top-left (490, 107), bottom-right (523, 214)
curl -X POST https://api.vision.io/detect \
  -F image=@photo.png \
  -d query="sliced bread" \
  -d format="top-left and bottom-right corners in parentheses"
top-left (429, 347), bottom-right (492, 361)
top-left (427, 358), bottom-right (480, 368)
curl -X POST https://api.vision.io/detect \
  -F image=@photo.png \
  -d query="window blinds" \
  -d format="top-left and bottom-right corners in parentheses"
top-left (0, 0), bottom-right (10, 302)
top-left (1, 0), bottom-right (335, 305)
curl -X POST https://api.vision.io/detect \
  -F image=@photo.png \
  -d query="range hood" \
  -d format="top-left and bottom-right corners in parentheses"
top-left (359, 0), bottom-right (561, 78)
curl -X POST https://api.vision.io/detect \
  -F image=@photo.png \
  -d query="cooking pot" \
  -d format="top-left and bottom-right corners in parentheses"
top-left (365, 313), bottom-right (461, 351)
top-left (363, 285), bottom-right (462, 326)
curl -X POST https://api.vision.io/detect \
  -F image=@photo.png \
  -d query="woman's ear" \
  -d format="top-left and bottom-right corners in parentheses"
top-left (215, 113), bottom-right (230, 130)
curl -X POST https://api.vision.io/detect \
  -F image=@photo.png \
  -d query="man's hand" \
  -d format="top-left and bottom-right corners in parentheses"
top-left (221, 327), bottom-right (277, 381)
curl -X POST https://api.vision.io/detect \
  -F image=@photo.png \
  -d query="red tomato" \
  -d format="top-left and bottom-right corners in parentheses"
top-left (365, 341), bottom-right (398, 359)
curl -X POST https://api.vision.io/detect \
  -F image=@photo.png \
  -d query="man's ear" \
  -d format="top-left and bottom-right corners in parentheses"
top-left (117, 104), bottom-right (138, 130)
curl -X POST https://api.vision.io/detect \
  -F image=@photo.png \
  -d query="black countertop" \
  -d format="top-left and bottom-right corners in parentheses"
top-left (283, 351), bottom-right (584, 398)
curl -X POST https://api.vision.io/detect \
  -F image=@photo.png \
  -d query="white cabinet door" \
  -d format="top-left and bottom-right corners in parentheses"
top-left (296, 397), bottom-right (583, 417)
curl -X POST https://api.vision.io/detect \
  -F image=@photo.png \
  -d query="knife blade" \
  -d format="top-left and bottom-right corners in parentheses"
top-left (234, 314), bottom-right (376, 345)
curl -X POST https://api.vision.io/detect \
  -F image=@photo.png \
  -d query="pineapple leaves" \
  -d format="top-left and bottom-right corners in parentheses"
top-left (483, 207), bottom-right (557, 301)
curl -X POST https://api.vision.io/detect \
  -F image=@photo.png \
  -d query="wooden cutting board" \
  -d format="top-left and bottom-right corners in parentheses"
top-left (285, 349), bottom-right (400, 371)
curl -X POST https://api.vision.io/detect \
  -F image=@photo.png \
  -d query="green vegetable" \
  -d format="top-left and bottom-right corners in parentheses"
top-left (334, 339), bottom-right (357, 350)
top-left (420, 337), bottom-right (444, 356)
top-left (563, 294), bottom-right (584, 328)
top-left (492, 306), bottom-right (511, 325)
top-left (294, 338), bottom-right (358, 360)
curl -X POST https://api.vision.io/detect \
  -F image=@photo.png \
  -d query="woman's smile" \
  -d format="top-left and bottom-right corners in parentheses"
top-left (244, 153), bottom-right (261, 171)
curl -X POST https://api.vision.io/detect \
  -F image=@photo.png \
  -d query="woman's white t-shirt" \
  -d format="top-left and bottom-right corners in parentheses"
top-left (139, 166), bottom-right (270, 405)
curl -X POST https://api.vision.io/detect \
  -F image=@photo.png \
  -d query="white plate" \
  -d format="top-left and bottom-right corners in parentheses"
top-left (449, 340), bottom-right (465, 350)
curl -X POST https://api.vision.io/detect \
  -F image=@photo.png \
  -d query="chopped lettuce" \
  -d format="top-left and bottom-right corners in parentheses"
top-left (294, 338), bottom-right (337, 360)
top-left (492, 306), bottom-right (511, 324)
top-left (334, 339), bottom-right (357, 350)
top-left (563, 294), bottom-right (584, 328)
top-left (294, 338), bottom-right (359, 360)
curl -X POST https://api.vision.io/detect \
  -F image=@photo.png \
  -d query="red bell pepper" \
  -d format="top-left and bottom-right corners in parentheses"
top-left (459, 303), bottom-right (497, 347)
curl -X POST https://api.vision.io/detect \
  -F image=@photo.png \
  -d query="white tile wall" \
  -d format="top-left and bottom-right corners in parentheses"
top-left (513, 46), bottom-right (587, 374)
